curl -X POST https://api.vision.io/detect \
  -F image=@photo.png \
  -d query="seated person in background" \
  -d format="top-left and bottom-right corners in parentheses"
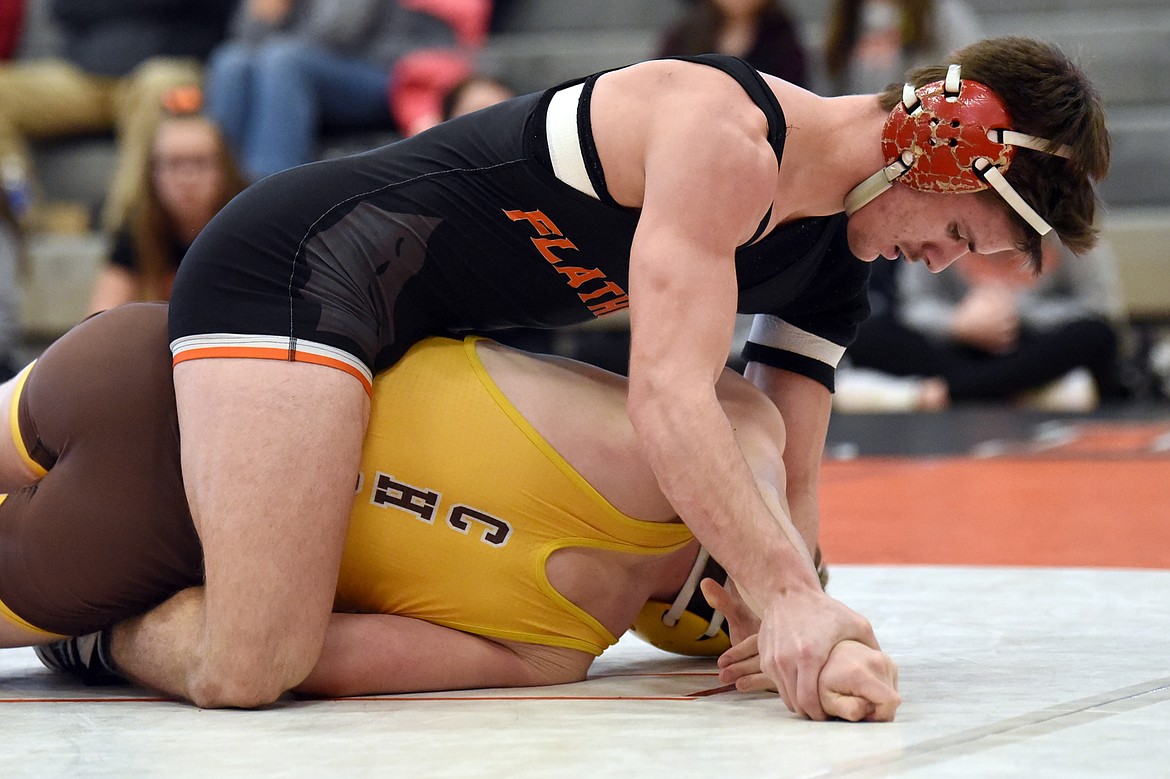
top-left (442, 74), bottom-right (516, 121)
top-left (204, 0), bottom-right (472, 180)
top-left (658, 0), bottom-right (809, 88)
top-left (823, 0), bottom-right (983, 96)
top-left (0, 0), bottom-right (235, 230)
top-left (0, 0), bottom-right (25, 62)
top-left (0, 303), bottom-right (898, 721)
top-left (843, 245), bottom-right (1128, 411)
top-left (89, 100), bottom-right (247, 313)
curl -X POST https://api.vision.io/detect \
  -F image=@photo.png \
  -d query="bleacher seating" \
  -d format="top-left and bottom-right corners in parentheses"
top-left (14, 0), bottom-right (1170, 344)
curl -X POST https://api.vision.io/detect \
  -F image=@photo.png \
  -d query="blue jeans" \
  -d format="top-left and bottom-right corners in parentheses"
top-left (205, 37), bottom-right (392, 179)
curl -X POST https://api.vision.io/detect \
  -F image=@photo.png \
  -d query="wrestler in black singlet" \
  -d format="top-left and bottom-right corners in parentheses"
top-left (169, 55), bottom-right (869, 389)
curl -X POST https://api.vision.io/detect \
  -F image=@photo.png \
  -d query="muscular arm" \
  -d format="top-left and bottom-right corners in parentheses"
top-left (625, 88), bottom-right (873, 720)
top-left (743, 363), bottom-right (831, 555)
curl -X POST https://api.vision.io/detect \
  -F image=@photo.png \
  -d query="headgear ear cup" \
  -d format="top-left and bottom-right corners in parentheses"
top-left (631, 600), bottom-right (731, 657)
top-left (845, 64), bottom-right (1072, 237)
top-left (883, 77), bottom-right (1014, 194)
top-left (629, 548), bottom-right (731, 657)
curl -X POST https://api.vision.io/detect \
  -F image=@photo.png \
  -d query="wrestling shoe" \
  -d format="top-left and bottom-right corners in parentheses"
top-left (34, 631), bottom-right (125, 686)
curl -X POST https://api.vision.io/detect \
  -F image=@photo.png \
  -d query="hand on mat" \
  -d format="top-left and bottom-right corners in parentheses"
top-left (817, 640), bottom-right (900, 721)
top-left (766, 588), bottom-right (878, 720)
top-left (714, 633), bottom-right (900, 722)
top-left (708, 583), bottom-right (880, 720)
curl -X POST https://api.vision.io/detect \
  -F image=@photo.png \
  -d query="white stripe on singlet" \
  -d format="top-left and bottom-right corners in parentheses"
top-left (747, 315), bottom-right (847, 368)
top-left (545, 82), bottom-right (600, 200)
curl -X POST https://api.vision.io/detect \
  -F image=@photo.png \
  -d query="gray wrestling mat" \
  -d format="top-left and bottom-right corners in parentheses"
top-left (3, 565), bottom-right (1167, 777)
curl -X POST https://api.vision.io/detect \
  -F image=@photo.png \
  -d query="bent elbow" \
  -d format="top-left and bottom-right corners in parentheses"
top-left (625, 373), bottom-right (684, 445)
top-left (188, 675), bottom-right (286, 710)
top-left (186, 651), bottom-right (315, 709)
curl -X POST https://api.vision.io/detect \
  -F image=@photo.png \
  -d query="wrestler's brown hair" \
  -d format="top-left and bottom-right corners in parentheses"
top-left (879, 37), bottom-right (1110, 261)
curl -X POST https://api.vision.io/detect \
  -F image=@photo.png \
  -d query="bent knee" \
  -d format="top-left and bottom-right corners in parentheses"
top-left (255, 39), bottom-right (316, 73)
top-left (127, 58), bottom-right (200, 93)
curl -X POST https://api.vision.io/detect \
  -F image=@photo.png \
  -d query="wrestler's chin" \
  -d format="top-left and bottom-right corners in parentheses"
top-left (851, 243), bottom-right (881, 263)
top-left (845, 223), bottom-right (877, 263)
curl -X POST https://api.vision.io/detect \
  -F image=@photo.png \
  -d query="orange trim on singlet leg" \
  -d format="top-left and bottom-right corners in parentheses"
top-left (172, 346), bottom-right (374, 397)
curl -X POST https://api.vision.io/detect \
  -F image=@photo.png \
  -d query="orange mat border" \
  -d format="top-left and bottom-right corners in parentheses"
top-left (820, 456), bottom-right (1169, 568)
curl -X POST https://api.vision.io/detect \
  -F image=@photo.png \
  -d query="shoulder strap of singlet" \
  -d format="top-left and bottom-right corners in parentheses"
top-left (663, 54), bottom-right (787, 170)
top-left (532, 54), bottom-right (788, 220)
top-left (664, 54), bottom-right (786, 246)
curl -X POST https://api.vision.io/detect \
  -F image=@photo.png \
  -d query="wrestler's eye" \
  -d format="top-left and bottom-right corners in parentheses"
top-left (949, 223), bottom-right (975, 253)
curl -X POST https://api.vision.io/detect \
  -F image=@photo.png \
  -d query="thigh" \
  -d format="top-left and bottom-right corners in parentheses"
top-left (0, 59), bottom-right (115, 136)
top-left (315, 58), bottom-right (391, 125)
top-left (206, 41), bottom-right (255, 86)
top-left (204, 44), bottom-right (255, 126)
top-left (0, 304), bottom-right (202, 638)
top-left (174, 357), bottom-right (369, 669)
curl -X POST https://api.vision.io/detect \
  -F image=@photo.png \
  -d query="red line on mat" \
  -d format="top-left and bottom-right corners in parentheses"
top-left (0, 697), bottom-right (168, 703)
top-left (686, 683), bottom-right (737, 698)
top-left (331, 695), bottom-right (700, 702)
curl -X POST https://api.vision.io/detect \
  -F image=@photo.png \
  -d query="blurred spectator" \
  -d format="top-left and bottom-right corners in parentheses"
top-left (205, 0), bottom-right (491, 179)
top-left (89, 102), bottom-right (247, 313)
top-left (487, 0), bottom-right (516, 34)
top-left (441, 73), bottom-right (514, 120)
top-left (658, 0), bottom-right (809, 87)
top-left (841, 245), bottom-right (1129, 412)
top-left (0, 0), bottom-right (235, 230)
top-left (823, 0), bottom-right (982, 95)
top-left (0, 0), bottom-right (25, 61)
top-left (0, 189), bottom-right (20, 381)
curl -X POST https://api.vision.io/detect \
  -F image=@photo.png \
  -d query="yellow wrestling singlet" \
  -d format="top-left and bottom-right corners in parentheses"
top-left (335, 337), bottom-right (694, 655)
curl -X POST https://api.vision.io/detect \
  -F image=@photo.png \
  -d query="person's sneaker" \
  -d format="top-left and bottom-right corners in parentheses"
top-left (1020, 368), bottom-right (1098, 413)
top-left (833, 368), bottom-right (948, 413)
top-left (34, 632), bottom-right (124, 686)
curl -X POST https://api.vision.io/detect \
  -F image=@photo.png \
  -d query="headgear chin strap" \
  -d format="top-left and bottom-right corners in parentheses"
top-left (844, 64), bottom-right (1072, 238)
top-left (630, 547), bottom-right (730, 657)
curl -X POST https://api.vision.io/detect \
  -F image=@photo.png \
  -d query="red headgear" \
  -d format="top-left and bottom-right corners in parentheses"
top-left (845, 64), bottom-right (1072, 238)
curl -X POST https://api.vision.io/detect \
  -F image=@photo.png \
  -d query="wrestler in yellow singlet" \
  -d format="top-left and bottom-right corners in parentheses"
top-left (336, 337), bottom-right (695, 656)
top-left (0, 311), bottom-right (695, 653)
